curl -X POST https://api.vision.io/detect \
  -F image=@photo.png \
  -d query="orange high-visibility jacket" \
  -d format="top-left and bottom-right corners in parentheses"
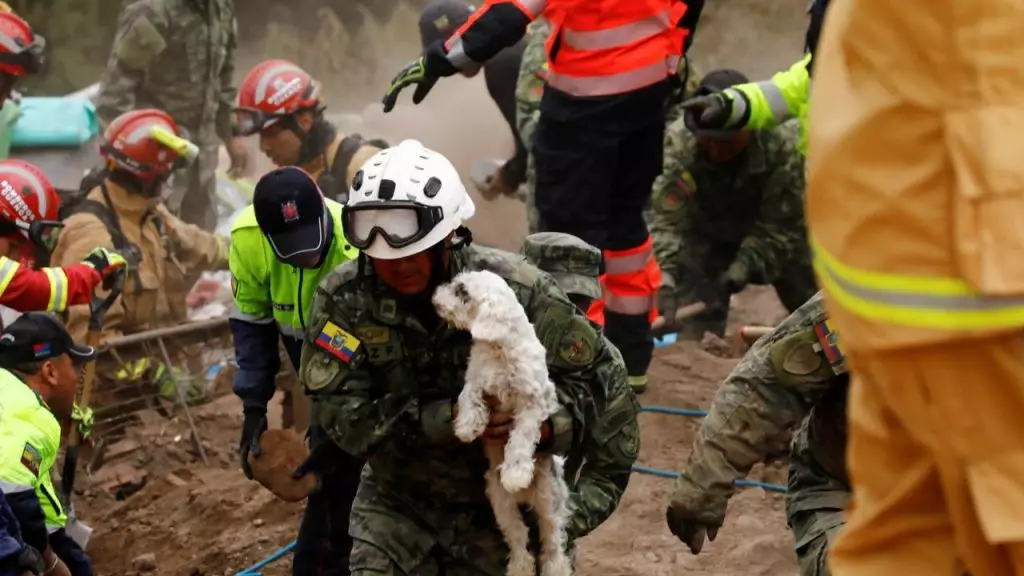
top-left (807, 0), bottom-right (1024, 352)
top-left (446, 0), bottom-right (690, 97)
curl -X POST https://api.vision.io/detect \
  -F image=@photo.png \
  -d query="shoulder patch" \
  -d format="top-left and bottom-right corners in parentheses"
top-left (316, 321), bottom-right (361, 363)
top-left (558, 317), bottom-right (597, 366)
top-left (20, 443), bottom-right (41, 477)
top-left (230, 274), bottom-right (238, 297)
top-left (780, 340), bottom-right (823, 375)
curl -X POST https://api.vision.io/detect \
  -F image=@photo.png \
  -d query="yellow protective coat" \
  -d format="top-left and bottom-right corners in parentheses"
top-left (51, 180), bottom-right (228, 342)
top-left (808, 1), bottom-right (1024, 574)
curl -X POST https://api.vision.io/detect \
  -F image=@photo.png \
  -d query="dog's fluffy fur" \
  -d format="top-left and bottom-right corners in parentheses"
top-left (433, 270), bottom-right (573, 576)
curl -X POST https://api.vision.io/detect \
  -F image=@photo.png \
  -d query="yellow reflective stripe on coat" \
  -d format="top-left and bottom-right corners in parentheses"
top-left (811, 237), bottom-right (1024, 330)
top-left (0, 257), bottom-right (19, 296)
top-left (42, 267), bottom-right (68, 312)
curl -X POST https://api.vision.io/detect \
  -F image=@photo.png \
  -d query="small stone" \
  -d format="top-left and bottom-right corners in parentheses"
top-left (252, 518), bottom-right (265, 527)
top-left (644, 552), bottom-right (660, 563)
top-left (132, 553), bottom-right (157, 572)
top-left (257, 535), bottom-right (271, 544)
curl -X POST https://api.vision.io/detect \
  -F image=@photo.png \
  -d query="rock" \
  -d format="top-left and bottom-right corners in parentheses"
top-left (132, 553), bottom-right (157, 572)
top-left (247, 429), bottom-right (316, 502)
top-left (252, 518), bottom-right (265, 527)
top-left (257, 535), bottom-right (271, 544)
top-left (165, 473), bottom-right (189, 488)
top-left (699, 332), bottom-right (731, 357)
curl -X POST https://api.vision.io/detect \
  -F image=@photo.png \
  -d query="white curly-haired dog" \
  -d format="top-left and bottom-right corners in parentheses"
top-left (433, 269), bottom-right (573, 576)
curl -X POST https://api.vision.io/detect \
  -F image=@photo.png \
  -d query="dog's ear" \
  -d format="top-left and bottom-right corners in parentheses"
top-left (470, 317), bottom-right (507, 342)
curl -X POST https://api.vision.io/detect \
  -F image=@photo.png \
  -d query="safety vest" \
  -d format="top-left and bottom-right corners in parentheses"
top-left (0, 257), bottom-right (70, 313)
top-left (732, 55), bottom-right (812, 155)
top-left (535, 0), bottom-right (688, 97)
top-left (0, 370), bottom-right (66, 533)
top-left (229, 199), bottom-right (358, 340)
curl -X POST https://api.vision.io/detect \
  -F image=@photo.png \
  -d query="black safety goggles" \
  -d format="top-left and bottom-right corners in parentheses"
top-left (232, 107), bottom-right (287, 137)
top-left (342, 201), bottom-right (445, 250)
top-left (0, 218), bottom-right (63, 252)
top-left (0, 34), bottom-right (45, 75)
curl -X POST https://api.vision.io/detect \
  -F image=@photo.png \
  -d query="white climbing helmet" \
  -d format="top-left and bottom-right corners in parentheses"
top-left (343, 139), bottom-right (475, 260)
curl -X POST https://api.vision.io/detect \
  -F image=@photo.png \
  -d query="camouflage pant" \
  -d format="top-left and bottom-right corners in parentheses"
top-left (349, 468), bottom-right (512, 576)
top-left (787, 419), bottom-right (850, 576)
top-left (166, 144), bottom-right (219, 231)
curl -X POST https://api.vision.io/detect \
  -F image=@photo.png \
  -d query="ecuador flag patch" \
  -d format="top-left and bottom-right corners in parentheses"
top-left (316, 321), bottom-right (361, 363)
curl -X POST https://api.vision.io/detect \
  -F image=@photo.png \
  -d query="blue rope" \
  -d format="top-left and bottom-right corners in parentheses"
top-left (236, 541), bottom-right (297, 575)
top-left (639, 405), bottom-right (707, 418)
top-left (630, 465), bottom-right (787, 493)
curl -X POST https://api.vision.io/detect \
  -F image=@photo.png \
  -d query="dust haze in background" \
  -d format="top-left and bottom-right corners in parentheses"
top-left (254, 0), bottom-right (809, 250)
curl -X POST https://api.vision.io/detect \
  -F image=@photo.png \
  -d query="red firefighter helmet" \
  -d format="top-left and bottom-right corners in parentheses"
top-left (233, 59), bottom-right (323, 136)
top-left (0, 159), bottom-right (62, 251)
top-left (0, 10), bottom-right (45, 105)
top-left (101, 109), bottom-right (192, 183)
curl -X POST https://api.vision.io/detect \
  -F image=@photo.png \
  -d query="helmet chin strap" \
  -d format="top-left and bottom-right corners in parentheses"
top-left (109, 169), bottom-right (166, 198)
top-left (294, 114), bottom-right (336, 167)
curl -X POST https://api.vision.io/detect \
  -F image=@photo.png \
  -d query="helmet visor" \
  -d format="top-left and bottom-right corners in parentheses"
top-left (342, 202), bottom-right (444, 251)
top-left (0, 33), bottom-right (44, 75)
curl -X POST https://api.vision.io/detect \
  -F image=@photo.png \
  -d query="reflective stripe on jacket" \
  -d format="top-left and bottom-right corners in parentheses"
top-left (542, 0), bottom-right (688, 97)
top-left (806, 0), bottom-right (1024, 350)
top-left (729, 55), bottom-right (812, 154)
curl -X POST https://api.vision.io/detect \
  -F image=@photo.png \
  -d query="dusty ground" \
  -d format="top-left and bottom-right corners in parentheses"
top-left (73, 0), bottom-right (810, 573)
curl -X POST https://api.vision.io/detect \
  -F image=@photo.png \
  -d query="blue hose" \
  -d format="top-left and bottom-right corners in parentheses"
top-left (236, 541), bottom-right (297, 575)
top-left (639, 405), bottom-right (708, 418)
top-left (631, 465), bottom-right (787, 493)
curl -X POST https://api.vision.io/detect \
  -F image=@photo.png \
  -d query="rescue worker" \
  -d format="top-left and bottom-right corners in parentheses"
top-left (0, 160), bottom-right (126, 320)
top-left (297, 139), bottom-right (636, 574)
top-left (230, 167), bottom-right (359, 576)
top-left (418, 0), bottom-right (528, 199)
top-left (233, 59), bottom-right (386, 204)
top-left (96, 0), bottom-right (251, 230)
top-left (0, 10), bottom-right (43, 108)
top-left (665, 292), bottom-right (848, 575)
top-left (651, 70), bottom-right (813, 340)
top-left (807, 1), bottom-right (1024, 574)
top-left (52, 109), bottom-right (228, 346)
top-left (521, 232), bottom-right (602, 313)
top-left (0, 312), bottom-right (100, 576)
top-left (515, 20), bottom-right (703, 233)
top-left (383, 0), bottom-right (704, 396)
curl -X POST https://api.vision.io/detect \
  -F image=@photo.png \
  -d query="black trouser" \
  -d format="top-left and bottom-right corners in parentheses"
top-left (532, 83), bottom-right (669, 377)
top-left (49, 529), bottom-right (92, 576)
top-left (292, 426), bottom-right (364, 576)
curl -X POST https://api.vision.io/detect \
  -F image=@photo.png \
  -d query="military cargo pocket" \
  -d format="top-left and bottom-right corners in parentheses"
top-left (967, 450), bottom-right (1024, 544)
top-left (948, 109), bottom-right (1024, 295)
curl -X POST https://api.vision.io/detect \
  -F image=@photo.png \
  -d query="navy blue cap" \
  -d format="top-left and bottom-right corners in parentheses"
top-left (253, 166), bottom-right (327, 262)
top-left (419, 0), bottom-right (475, 48)
top-left (0, 312), bottom-right (95, 366)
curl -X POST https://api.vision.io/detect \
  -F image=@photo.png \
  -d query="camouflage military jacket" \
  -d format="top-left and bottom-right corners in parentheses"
top-left (299, 244), bottom-right (638, 538)
top-left (674, 292), bottom-right (849, 517)
top-left (650, 119), bottom-right (806, 283)
top-left (96, 0), bottom-right (238, 145)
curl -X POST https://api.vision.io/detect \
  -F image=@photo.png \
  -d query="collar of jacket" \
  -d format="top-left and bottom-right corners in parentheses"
top-left (103, 179), bottom-right (160, 221)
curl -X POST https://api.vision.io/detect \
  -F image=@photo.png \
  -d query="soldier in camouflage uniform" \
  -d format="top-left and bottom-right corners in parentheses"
top-left (665, 291), bottom-right (849, 576)
top-left (298, 141), bottom-right (638, 575)
top-left (96, 0), bottom-right (251, 231)
top-left (515, 20), bottom-right (702, 233)
top-left (650, 68), bottom-right (814, 339)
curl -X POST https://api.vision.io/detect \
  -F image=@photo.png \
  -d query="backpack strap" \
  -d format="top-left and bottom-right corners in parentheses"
top-left (70, 184), bottom-right (145, 295)
top-left (325, 134), bottom-right (368, 204)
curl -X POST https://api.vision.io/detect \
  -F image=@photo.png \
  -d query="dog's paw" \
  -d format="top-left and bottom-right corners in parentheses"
top-left (507, 550), bottom-right (536, 576)
top-left (500, 460), bottom-right (535, 493)
top-left (454, 412), bottom-right (487, 443)
top-left (540, 553), bottom-right (573, 576)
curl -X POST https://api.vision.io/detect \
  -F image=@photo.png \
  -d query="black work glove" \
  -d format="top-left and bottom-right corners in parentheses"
top-left (666, 503), bottom-right (722, 555)
top-left (657, 286), bottom-right (678, 327)
top-left (239, 409), bottom-right (267, 480)
top-left (681, 91), bottom-right (734, 130)
top-left (381, 42), bottom-right (459, 113)
top-left (291, 438), bottom-right (348, 492)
